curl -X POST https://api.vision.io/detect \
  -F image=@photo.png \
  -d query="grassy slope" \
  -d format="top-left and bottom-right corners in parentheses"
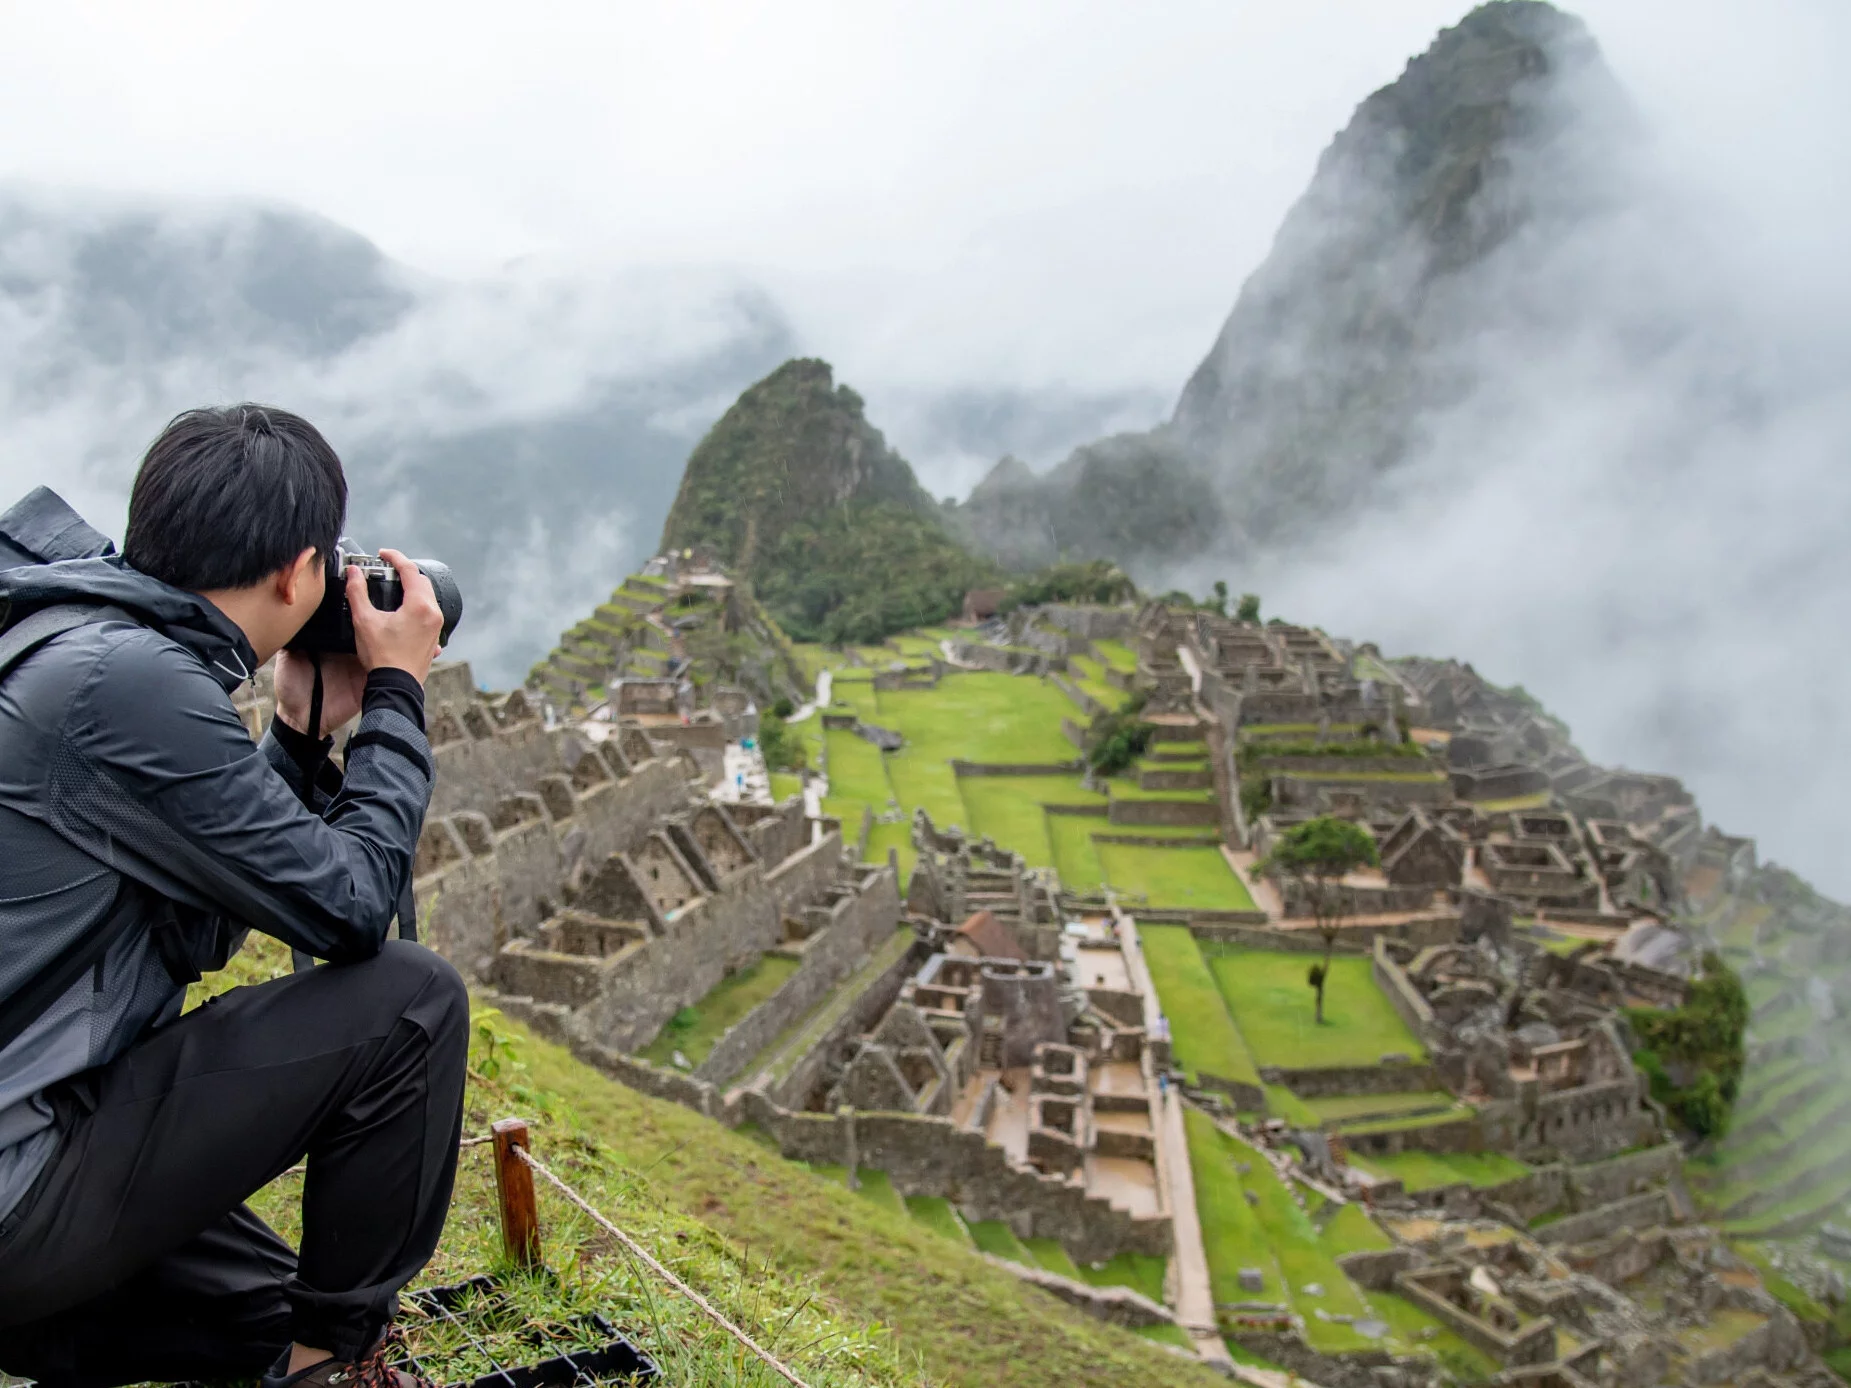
top-left (637, 954), bottom-right (801, 1069)
top-left (503, 1021), bottom-right (1227, 1388)
top-left (1099, 842), bottom-right (1254, 911)
top-left (1203, 950), bottom-right (1424, 1068)
top-left (1139, 925), bottom-right (1261, 1086)
top-left (1349, 1150), bottom-right (1530, 1192)
top-left (212, 952), bottom-right (1218, 1386)
top-left (807, 656), bottom-right (1240, 907)
top-left (1182, 1109), bottom-right (1496, 1378)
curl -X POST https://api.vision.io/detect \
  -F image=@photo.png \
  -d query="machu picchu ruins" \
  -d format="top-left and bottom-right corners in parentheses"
top-left (214, 540), bottom-right (1851, 1386)
top-left (8, 1), bottom-right (1844, 1385)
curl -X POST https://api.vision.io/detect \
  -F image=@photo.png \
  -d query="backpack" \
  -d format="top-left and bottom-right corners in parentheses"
top-left (0, 486), bottom-right (151, 1053)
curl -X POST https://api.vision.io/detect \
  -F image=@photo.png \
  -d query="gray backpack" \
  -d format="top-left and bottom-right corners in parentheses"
top-left (0, 487), bottom-right (148, 1053)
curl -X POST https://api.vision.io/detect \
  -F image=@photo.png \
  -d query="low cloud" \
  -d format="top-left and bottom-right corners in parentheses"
top-left (1166, 55), bottom-right (1851, 894)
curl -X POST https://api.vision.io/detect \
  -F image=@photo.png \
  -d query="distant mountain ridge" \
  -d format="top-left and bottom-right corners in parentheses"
top-left (953, 0), bottom-right (1629, 568)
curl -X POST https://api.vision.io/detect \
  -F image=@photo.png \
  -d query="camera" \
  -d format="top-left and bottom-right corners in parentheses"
top-left (286, 539), bottom-right (464, 655)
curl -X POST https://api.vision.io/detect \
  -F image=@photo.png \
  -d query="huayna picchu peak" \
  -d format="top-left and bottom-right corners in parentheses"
top-left (659, 357), bottom-right (997, 643)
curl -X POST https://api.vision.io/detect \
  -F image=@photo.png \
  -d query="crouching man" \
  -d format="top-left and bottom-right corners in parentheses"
top-left (0, 406), bottom-right (467, 1388)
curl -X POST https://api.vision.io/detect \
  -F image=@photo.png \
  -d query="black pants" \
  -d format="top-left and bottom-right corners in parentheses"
top-left (0, 940), bottom-right (469, 1388)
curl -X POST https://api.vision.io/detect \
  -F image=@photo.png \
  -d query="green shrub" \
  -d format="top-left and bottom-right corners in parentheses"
top-left (1239, 771), bottom-right (1273, 823)
top-left (1084, 692), bottom-right (1153, 778)
top-left (1002, 560), bottom-right (1137, 610)
top-left (758, 711), bottom-right (806, 772)
top-left (1628, 952), bottom-right (1747, 1140)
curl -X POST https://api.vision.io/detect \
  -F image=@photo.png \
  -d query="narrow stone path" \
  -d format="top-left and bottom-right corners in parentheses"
top-left (800, 670), bottom-right (832, 831)
top-left (938, 638), bottom-right (981, 669)
top-left (1223, 845), bottom-right (1284, 918)
top-left (785, 668), bottom-right (832, 723)
top-left (1158, 1085), bottom-right (1233, 1368)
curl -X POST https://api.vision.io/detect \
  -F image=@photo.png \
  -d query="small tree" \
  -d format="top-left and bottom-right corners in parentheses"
top-left (1209, 580), bottom-right (1229, 616)
top-left (1235, 592), bottom-right (1262, 623)
top-left (1262, 816), bottom-right (1379, 1024)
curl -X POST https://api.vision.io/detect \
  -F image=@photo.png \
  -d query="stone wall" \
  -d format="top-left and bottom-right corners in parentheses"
top-left (734, 797), bottom-right (809, 867)
top-left (1132, 908), bottom-right (1272, 929)
top-left (1251, 755), bottom-right (1440, 776)
top-left (1037, 605), bottom-right (1138, 642)
top-left (570, 839), bottom-right (848, 1056)
top-left (766, 937), bottom-right (922, 1110)
top-left (1107, 797), bottom-right (1221, 827)
top-left (429, 713), bottom-right (564, 818)
top-left (1188, 1072), bottom-right (1266, 1111)
top-left (946, 641), bottom-right (1050, 676)
top-left (415, 746), bottom-right (701, 977)
top-left (1395, 1269), bottom-right (1556, 1366)
top-left (1686, 1307), bottom-right (1811, 1383)
top-left (1272, 772), bottom-right (1452, 809)
top-left (1563, 1144), bottom-right (1683, 1207)
top-left (732, 1096), bottom-right (1171, 1265)
top-left (1373, 937), bottom-right (1443, 1047)
top-left (849, 1110), bottom-right (1171, 1264)
top-left (695, 871), bottom-right (903, 1086)
top-left (1090, 832), bottom-right (1218, 848)
top-left (1223, 1330), bottom-right (1398, 1388)
top-left (1047, 672), bottom-right (1102, 717)
top-left (1385, 1145), bottom-right (1682, 1228)
top-left (981, 1255), bottom-right (1175, 1329)
top-left (1532, 1191), bottom-right (1671, 1245)
top-left (1266, 1061), bottom-right (1440, 1098)
top-left (1340, 1113), bottom-right (1482, 1157)
top-left (1279, 879), bottom-right (1440, 918)
top-left (1189, 916), bottom-right (1463, 953)
top-left (1507, 1078), bottom-right (1662, 1164)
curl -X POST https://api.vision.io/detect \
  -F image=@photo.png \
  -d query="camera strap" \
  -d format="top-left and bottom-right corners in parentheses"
top-left (289, 656), bottom-right (327, 974)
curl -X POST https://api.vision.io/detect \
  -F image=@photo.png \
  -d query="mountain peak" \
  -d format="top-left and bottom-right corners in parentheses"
top-left (658, 358), bottom-right (994, 642)
top-left (1169, 0), bottom-right (1630, 538)
top-left (658, 356), bottom-right (932, 569)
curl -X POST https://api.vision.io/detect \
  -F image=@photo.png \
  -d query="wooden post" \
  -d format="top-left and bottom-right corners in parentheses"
top-left (492, 1118), bottom-right (542, 1269)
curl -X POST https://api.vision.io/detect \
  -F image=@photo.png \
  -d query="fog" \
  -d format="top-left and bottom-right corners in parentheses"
top-left (0, 1), bottom-right (1846, 888)
top-left (1165, 6), bottom-right (1851, 892)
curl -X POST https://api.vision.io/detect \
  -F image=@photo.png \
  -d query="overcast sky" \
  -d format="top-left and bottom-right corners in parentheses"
top-left (5, 0), bottom-right (1841, 407)
top-left (3, 0), bottom-right (1849, 887)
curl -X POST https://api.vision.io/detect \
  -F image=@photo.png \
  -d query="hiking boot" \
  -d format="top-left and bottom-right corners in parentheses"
top-left (261, 1329), bottom-right (434, 1388)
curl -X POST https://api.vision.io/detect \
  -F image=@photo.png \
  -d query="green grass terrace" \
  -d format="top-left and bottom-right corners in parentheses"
top-left (792, 638), bottom-right (1250, 908)
top-left (1200, 947), bottom-right (1426, 1069)
top-left (637, 954), bottom-right (800, 1070)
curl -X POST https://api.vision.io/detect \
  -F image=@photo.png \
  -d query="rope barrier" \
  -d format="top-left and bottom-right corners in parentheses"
top-left (513, 1144), bottom-right (815, 1388)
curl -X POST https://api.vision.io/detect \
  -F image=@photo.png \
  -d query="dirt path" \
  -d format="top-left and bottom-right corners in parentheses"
top-left (1158, 1086), bottom-right (1233, 1367)
top-left (1223, 845), bottom-right (1284, 918)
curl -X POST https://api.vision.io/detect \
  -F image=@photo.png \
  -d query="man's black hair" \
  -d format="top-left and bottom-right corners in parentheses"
top-left (124, 404), bottom-right (347, 591)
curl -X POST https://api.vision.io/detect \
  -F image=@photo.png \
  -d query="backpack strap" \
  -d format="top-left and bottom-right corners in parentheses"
top-left (0, 603), bottom-right (131, 683)
top-left (0, 879), bottom-right (148, 1055)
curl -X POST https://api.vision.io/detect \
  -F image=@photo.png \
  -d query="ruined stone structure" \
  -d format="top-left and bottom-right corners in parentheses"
top-left (906, 811), bottom-right (1064, 960)
top-left (1367, 935), bottom-right (1670, 1165)
top-left (816, 911), bottom-right (1174, 1261)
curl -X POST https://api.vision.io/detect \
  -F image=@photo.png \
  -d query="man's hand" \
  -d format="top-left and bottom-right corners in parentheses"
top-left (274, 651), bottom-right (367, 737)
top-left (352, 548), bottom-right (443, 685)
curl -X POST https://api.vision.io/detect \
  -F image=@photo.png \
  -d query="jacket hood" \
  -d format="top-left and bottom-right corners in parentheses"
top-left (0, 557), bottom-right (260, 693)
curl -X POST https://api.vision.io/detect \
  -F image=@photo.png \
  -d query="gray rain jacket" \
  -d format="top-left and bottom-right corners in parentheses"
top-left (0, 493), bottom-right (435, 1223)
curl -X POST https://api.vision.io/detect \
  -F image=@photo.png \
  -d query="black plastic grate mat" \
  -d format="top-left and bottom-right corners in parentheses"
top-left (391, 1274), bottom-right (658, 1388)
